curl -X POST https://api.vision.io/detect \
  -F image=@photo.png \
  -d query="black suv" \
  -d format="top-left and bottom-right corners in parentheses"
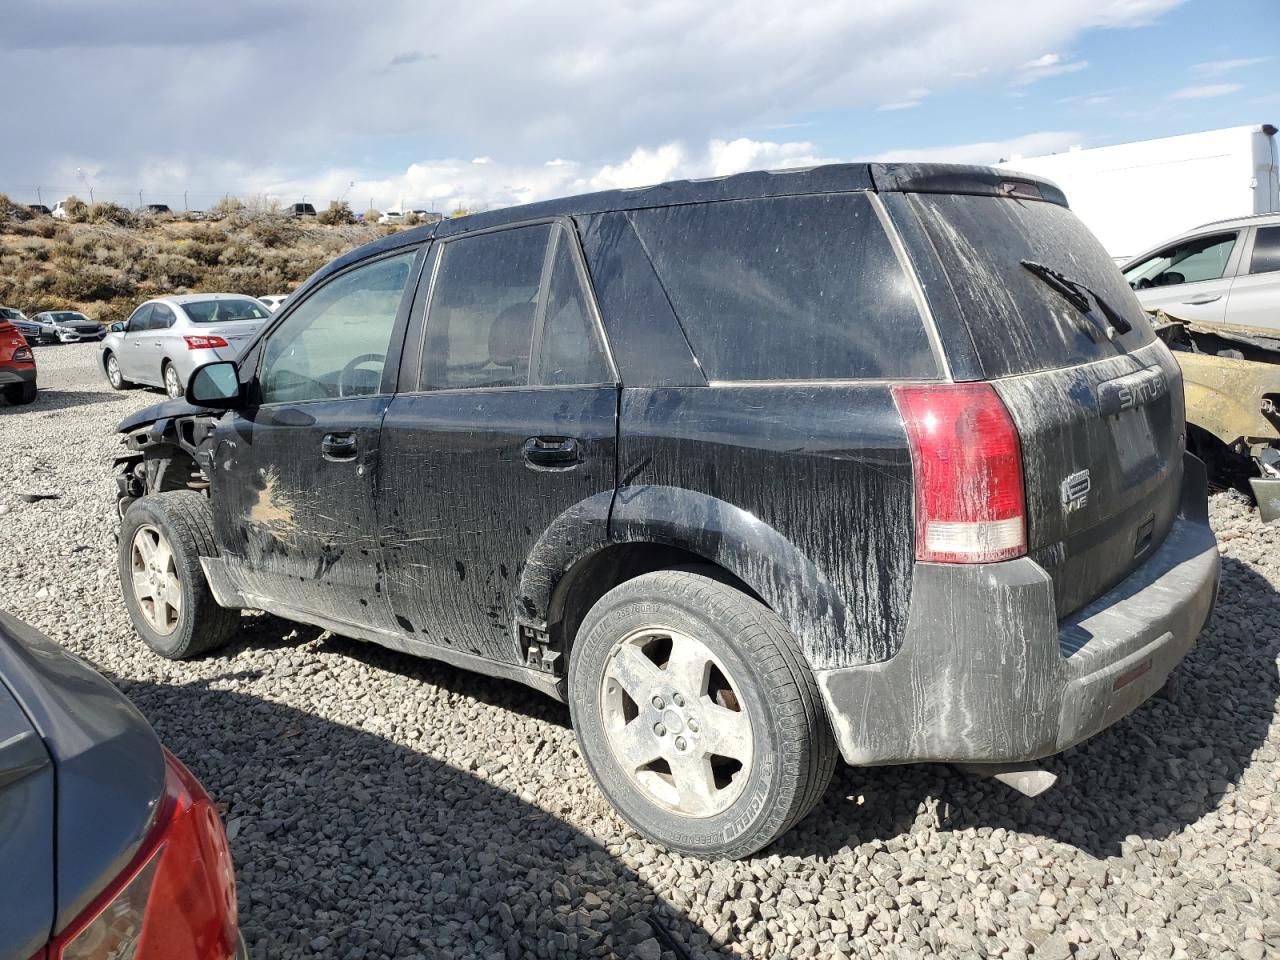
top-left (113, 163), bottom-right (1220, 858)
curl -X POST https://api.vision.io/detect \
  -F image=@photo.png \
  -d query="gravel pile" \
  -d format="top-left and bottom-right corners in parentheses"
top-left (1, 343), bottom-right (1277, 959)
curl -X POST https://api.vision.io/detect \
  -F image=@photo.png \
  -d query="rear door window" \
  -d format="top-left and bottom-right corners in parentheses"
top-left (627, 194), bottom-right (937, 381)
top-left (421, 224), bottom-right (552, 390)
top-left (1250, 226), bottom-right (1280, 275)
top-left (534, 226), bottom-right (612, 386)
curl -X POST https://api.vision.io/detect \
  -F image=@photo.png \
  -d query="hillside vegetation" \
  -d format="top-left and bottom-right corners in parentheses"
top-left (0, 195), bottom-right (399, 325)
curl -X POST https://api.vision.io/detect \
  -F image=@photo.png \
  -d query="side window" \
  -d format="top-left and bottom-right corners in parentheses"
top-left (151, 304), bottom-right (175, 330)
top-left (422, 224), bottom-right (552, 390)
top-left (627, 194), bottom-right (937, 381)
top-left (126, 304), bottom-right (152, 332)
top-left (1250, 226), bottom-right (1280, 275)
top-left (259, 250), bottom-right (416, 404)
top-left (535, 228), bottom-right (612, 385)
top-left (1124, 233), bottom-right (1237, 289)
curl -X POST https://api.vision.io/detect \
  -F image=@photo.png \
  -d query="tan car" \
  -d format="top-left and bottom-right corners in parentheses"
top-left (1154, 311), bottom-right (1280, 519)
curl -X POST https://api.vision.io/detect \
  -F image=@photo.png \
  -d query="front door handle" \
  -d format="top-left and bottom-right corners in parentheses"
top-left (522, 436), bottom-right (582, 469)
top-left (1181, 294), bottom-right (1222, 305)
top-left (321, 432), bottom-right (358, 462)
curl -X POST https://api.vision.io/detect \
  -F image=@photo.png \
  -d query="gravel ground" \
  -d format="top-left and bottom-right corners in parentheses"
top-left (1, 343), bottom-right (1278, 960)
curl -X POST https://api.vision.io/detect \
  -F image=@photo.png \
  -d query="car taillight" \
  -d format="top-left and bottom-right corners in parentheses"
top-left (13, 346), bottom-right (33, 362)
top-left (48, 751), bottom-right (238, 960)
top-left (183, 335), bottom-right (228, 350)
top-left (892, 382), bottom-right (1026, 564)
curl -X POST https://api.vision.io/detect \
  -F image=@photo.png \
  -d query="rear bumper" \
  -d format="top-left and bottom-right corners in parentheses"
top-left (816, 452), bottom-right (1220, 765)
top-left (0, 363), bottom-right (37, 385)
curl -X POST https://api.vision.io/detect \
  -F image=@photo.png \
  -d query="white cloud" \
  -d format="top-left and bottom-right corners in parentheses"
top-left (1169, 83), bottom-right (1243, 100)
top-left (1013, 52), bottom-right (1089, 85)
top-left (877, 88), bottom-right (931, 111)
top-left (0, 0), bottom-right (1184, 195)
top-left (1193, 56), bottom-right (1268, 76)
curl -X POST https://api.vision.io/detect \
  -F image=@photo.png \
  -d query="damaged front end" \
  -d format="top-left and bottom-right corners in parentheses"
top-left (113, 400), bottom-right (221, 517)
top-left (1153, 311), bottom-right (1280, 521)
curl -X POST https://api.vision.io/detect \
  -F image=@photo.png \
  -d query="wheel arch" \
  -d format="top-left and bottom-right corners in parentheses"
top-left (519, 485), bottom-right (853, 678)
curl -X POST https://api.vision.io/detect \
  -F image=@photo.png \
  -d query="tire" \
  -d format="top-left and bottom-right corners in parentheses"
top-left (118, 490), bottom-right (239, 659)
top-left (569, 567), bottom-right (837, 859)
top-left (2, 381), bottom-right (36, 405)
top-left (104, 351), bottom-right (130, 390)
top-left (163, 361), bottom-right (184, 398)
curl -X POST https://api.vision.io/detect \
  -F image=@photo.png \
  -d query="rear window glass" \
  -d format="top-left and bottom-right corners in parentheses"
top-left (1251, 225), bottom-right (1280, 275)
top-left (627, 194), bottom-right (937, 381)
top-left (183, 299), bottom-right (270, 323)
top-left (902, 194), bottom-right (1155, 379)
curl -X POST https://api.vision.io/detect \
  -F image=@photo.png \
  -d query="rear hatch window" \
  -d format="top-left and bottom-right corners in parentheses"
top-left (901, 193), bottom-right (1155, 378)
top-left (627, 193), bottom-right (939, 381)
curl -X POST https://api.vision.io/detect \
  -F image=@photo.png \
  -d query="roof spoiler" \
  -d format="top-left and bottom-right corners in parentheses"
top-left (870, 163), bottom-right (1069, 207)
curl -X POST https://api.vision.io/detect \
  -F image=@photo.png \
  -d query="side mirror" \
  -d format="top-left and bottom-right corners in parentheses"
top-left (109, 322), bottom-right (125, 333)
top-left (187, 361), bottom-right (243, 409)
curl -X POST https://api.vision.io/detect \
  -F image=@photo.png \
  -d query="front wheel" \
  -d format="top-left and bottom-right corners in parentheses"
top-left (104, 351), bottom-right (130, 390)
top-left (569, 568), bottom-right (837, 859)
top-left (118, 491), bottom-right (240, 659)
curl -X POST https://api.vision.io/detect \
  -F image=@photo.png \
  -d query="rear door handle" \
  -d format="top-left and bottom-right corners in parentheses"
top-left (1181, 294), bottom-right (1221, 305)
top-left (522, 436), bottom-right (582, 469)
top-left (321, 432), bottom-right (358, 462)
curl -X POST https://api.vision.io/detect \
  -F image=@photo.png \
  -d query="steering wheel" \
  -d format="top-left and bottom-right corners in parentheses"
top-left (337, 353), bottom-right (385, 398)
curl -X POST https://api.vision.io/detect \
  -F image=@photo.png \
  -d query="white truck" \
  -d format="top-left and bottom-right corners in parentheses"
top-left (998, 124), bottom-right (1279, 262)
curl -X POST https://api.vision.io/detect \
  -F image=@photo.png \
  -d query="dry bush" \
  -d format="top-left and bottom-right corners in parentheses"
top-left (87, 201), bottom-right (137, 227)
top-left (319, 201), bottom-right (355, 226)
top-left (0, 193), bottom-right (33, 225)
top-left (60, 196), bottom-right (90, 222)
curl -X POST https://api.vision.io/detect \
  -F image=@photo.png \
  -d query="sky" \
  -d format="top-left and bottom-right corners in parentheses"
top-left (0, 0), bottom-right (1275, 213)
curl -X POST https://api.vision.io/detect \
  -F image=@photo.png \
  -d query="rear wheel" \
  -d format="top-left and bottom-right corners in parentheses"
top-left (104, 351), bottom-right (130, 390)
top-left (2, 381), bottom-right (36, 405)
top-left (569, 568), bottom-right (836, 859)
top-left (163, 361), bottom-right (184, 398)
top-left (118, 491), bottom-right (239, 659)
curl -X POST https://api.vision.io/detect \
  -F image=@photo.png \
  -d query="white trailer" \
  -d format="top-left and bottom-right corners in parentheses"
top-left (998, 124), bottom-right (1279, 261)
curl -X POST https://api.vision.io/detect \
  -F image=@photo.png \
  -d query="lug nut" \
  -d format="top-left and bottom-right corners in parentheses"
top-left (673, 693), bottom-right (685, 707)
top-left (675, 736), bottom-right (687, 750)
top-left (651, 695), bottom-right (665, 710)
top-left (687, 717), bottom-right (699, 733)
top-left (654, 723), bottom-right (667, 737)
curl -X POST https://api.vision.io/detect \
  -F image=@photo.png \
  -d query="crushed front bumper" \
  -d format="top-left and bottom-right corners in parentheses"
top-left (816, 453), bottom-right (1220, 765)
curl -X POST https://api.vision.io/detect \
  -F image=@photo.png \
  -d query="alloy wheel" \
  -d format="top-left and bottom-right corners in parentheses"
top-left (129, 524), bottom-right (182, 635)
top-left (164, 364), bottom-right (182, 398)
top-left (107, 354), bottom-right (122, 388)
top-left (599, 625), bottom-right (753, 818)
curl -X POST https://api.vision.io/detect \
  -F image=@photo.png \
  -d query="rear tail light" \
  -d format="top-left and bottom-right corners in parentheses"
top-left (892, 383), bottom-right (1027, 564)
top-left (48, 751), bottom-right (239, 960)
top-left (13, 346), bottom-right (33, 362)
top-left (183, 335), bottom-right (229, 350)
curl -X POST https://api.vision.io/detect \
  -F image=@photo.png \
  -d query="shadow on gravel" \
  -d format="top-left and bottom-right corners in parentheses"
top-left (777, 554), bottom-right (1280, 861)
top-left (0, 388), bottom-right (123, 412)
top-left (111, 669), bottom-right (733, 960)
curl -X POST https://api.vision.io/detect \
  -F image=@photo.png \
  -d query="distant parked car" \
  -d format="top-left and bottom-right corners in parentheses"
top-left (27, 204), bottom-right (51, 216)
top-left (1123, 213), bottom-right (1280, 332)
top-left (100, 294), bottom-right (272, 397)
top-left (141, 203), bottom-right (172, 215)
top-left (0, 317), bottom-right (36, 404)
top-left (0, 610), bottom-right (245, 960)
top-left (378, 210), bottom-right (405, 224)
top-left (288, 202), bottom-right (317, 218)
top-left (29, 311), bottom-right (104, 343)
top-left (257, 294), bottom-right (290, 311)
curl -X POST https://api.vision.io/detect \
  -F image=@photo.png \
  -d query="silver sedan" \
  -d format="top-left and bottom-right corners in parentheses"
top-left (99, 295), bottom-right (271, 398)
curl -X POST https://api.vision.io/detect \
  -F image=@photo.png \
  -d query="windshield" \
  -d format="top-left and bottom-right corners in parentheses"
top-left (183, 299), bottom-right (271, 324)
top-left (51, 312), bottom-right (90, 322)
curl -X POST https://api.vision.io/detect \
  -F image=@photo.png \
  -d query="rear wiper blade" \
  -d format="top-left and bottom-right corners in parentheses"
top-left (1021, 260), bottom-right (1133, 339)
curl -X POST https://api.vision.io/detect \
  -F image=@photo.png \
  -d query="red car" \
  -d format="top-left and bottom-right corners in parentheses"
top-left (0, 319), bottom-right (37, 405)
